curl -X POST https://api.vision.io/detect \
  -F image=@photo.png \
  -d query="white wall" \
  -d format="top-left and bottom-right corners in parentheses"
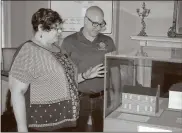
top-left (10, 1), bottom-right (49, 47)
top-left (8, 1), bottom-right (175, 50)
top-left (117, 1), bottom-right (174, 54)
top-left (24, 1), bottom-right (49, 41)
top-left (9, 1), bottom-right (120, 48)
top-left (11, 1), bottom-right (27, 47)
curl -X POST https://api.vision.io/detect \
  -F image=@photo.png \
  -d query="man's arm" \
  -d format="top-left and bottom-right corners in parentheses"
top-left (78, 64), bottom-right (105, 83)
top-left (60, 37), bottom-right (72, 56)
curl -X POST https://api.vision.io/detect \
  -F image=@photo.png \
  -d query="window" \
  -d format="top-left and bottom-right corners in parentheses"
top-left (1, 1), bottom-right (11, 48)
top-left (1, 1), bottom-right (11, 70)
top-left (1, 0), bottom-right (3, 69)
top-left (1, 0), bottom-right (4, 48)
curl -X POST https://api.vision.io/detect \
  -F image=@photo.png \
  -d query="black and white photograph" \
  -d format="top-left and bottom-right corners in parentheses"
top-left (1, 1), bottom-right (182, 132)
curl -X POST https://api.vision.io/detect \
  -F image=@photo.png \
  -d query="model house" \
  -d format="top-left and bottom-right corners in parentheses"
top-left (120, 85), bottom-right (160, 116)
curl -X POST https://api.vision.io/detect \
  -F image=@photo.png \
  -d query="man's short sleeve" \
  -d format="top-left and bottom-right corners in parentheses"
top-left (61, 37), bottom-right (73, 56)
top-left (107, 37), bottom-right (116, 53)
top-left (106, 37), bottom-right (119, 67)
top-left (9, 43), bottom-right (34, 84)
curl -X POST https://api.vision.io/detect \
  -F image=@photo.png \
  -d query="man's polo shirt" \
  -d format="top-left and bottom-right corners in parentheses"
top-left (61, 27), bottom-right (116, 94)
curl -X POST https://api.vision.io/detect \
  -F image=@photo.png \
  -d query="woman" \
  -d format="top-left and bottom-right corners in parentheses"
top-left (9, 8), bottom-right (105, 132)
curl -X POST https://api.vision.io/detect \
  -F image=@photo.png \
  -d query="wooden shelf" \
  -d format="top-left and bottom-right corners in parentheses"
top-left (130, 36), bottom-right (182, 48)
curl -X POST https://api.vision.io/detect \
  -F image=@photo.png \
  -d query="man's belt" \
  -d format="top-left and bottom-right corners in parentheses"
top-left (79, 91), bottom-right (104, 98)
top-left (89, 90), bottom-right (104, 98)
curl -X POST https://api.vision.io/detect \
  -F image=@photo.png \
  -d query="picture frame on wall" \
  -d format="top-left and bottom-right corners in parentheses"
top-left (176, 1), bottom-right (182, 35)
top-left (168, 0), bottom-right (182, 38)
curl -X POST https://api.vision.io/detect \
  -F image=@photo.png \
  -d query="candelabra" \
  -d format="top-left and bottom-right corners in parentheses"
top-left (136, 2), bottom-right (150, 36)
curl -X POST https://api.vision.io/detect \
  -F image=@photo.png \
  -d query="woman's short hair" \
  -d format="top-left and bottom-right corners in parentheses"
top-left (32, 8), bottom-right (63, 32)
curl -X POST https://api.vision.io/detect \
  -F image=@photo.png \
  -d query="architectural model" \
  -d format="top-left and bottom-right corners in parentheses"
top-left (116, 85), bottom-right (162, 116)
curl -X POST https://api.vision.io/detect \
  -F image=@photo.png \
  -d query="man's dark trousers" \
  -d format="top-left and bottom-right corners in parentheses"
top-left (76, 92), bottom-right (103, 132)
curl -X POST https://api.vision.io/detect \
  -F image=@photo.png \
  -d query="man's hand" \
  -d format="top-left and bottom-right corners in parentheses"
top-left (83, 64), bottom-right (106, 79)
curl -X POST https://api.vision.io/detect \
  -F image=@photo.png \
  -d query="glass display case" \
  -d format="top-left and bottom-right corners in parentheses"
top-left (104, 52), bottom-right (182, 132)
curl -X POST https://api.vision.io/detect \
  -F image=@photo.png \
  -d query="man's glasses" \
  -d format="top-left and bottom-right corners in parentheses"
top-left (85, 16), bottom-right (106, 28)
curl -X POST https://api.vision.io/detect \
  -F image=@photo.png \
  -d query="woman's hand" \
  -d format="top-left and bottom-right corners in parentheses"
top-left (83, 64), bottom-right (106, 79)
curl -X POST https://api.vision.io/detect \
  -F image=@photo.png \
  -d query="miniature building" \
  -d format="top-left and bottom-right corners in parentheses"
top-left (120, 85), bottom-right (160, 116)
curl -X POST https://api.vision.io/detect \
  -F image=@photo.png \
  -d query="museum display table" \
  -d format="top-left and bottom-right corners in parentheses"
top-left (104, 98), bottom-right (182, 132)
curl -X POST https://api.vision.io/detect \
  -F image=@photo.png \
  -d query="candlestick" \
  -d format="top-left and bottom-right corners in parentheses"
top-left (136, 2), bottom-right (151, 36)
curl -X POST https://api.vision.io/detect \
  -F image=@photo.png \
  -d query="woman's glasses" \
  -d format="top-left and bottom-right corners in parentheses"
top-left (51, 26), bottom-right (63, 33)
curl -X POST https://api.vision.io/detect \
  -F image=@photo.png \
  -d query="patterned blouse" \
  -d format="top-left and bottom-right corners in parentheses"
top-left (9, 41), bottom-right (80, 131)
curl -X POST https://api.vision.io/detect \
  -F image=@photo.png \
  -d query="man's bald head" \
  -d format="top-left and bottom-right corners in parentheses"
top-left (83, 6), bottom-right (105, 38)
top-left (85, 6), bottom-right (104, 20)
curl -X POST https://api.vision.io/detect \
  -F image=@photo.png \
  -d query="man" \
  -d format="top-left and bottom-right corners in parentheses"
top-left (61, 6), bottom-right (121, 132)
